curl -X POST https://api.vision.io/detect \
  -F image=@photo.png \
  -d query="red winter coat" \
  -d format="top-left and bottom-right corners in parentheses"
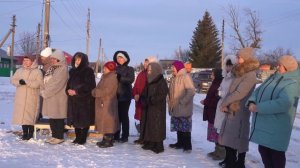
top-left (132, 70), bottom-right (147, 120)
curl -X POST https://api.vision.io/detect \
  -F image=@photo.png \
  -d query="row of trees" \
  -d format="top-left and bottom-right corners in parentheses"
top-left (174, 5), bottom-right (293, 69)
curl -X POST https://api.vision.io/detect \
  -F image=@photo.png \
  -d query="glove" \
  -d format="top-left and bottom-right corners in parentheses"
top-left (19, 79), bottom-right (26, 85)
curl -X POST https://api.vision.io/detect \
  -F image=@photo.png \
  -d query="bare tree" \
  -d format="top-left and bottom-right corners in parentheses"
top-left (226, 5), bottom-right (262, 50)
top-left (16, 32), bottom-right (37, 56)
top-left (173, 47), bottom-right (190, 62)
top-left (258, 47), bottom-right (293, 68)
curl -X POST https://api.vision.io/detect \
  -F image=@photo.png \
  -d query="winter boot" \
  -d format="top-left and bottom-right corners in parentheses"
top-left (182, 132), bottom-right (192, 153)
top-left (224, 146), bottom-right (237, 168)
top-left (169, 131), bottom-right (183, 149)
top-left (114, 130), bottom-right (120, 142)
top-left (21, 125), bottom-right (29, 140)
top-left (207, 143), bottom-right (218, 157)
top-left (78, 127), bottom-right (89, 145)
top-left (151, 141), bottom-right (164, 154)
top-left (234, 152), bottom-right (246, 168)
top-left (72, 128), bottom-right (81, 144)
top-left (212, 144), bottom-right (226, 160)
top-left (97, 134), bottom-right (113, 148)
top-left (27, 125), bottom-right (34, 140)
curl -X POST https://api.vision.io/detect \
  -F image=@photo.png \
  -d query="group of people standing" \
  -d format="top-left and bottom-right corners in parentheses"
top-left (201, 47), bottom-right (300, 168)
top-left (11, 46), bottom-right (300, 167)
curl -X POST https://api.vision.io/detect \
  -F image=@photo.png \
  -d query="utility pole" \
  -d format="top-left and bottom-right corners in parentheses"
top-left (101, 48), bottom-right (104, 73)
top-left (43, 0), bottom-right (50, 48)
top-left (95, 38), bottom-right (101, 74)
top-left (86, 8), bottom-right (90, 57)
top-left (221, 19), bottom-right (225, 69)
top-left (10, 15), bottom-right (16, 77)
top-left (36, 23), bottom-right (41, 60)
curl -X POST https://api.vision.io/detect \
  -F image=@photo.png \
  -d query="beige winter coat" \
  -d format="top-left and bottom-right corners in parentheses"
top-left (169, 69), bottom-right (195, 117)
top-left (11, 61), bottom-right (43, 125)
top-left (41, 62), bottom-right (69, 119)
top-left (92, 72), bottom-right (119, 134)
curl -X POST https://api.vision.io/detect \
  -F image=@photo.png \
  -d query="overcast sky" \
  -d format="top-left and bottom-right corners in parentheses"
top-left (1, 0), bottom-right (299, 65)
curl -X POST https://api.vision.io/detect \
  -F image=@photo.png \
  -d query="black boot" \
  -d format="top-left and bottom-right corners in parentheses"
top-left (114, 130), bottom-right (120, 142)
top-left (78, 127), bottom-right (89, 145)
top-left (224, 146), bottom-right (237, 168)
top-left (169, 131), bottom-right (183, 149)
top-left (21, 125), bottom-right (29, 140)
top-left (182, 132), bottom-right (192, 152)
top-left (73, 128), bottom-right (80, 144)
top-left (27, 125), bottom-right (34, 140)
top-left (151, 141), bottom-right (164, 154)
top-left (235, 152), bottom-right (246, 168)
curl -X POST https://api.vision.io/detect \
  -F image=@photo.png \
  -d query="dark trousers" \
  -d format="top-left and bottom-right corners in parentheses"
top-left (259, 145), bottom-right (286, 168)
top-left (114, 100), bottom-right (131, 139)
top-left (49, 119), bottom-right (65, 139)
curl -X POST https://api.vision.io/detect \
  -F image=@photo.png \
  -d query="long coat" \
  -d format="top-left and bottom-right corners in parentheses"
top-left (248, 69), bottom-right (300, 152)
top-left (132, 70), bottom-right (147, 120)
top-left (214, 72), bottom-right (234, 131)
top-left (219, 59), bottom-right (259, 153)
top-left (66, 55), bottom-right (96, 128)
top-left (41, 62), bottom-right (69, 119)
top-left (92, 71), bottom-right (119, 134)
top-left (11, 61), bottom-right (43, 125)
top-left (202, 79), bottom-right (222, 124)
top-left (141, 74), bottom-right (168, 142)
top-left (168, 69), bottom-right (195, 117)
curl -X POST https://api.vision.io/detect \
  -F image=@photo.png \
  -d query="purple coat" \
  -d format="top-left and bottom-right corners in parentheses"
top-left (202, 79), bottom-right (222, 124)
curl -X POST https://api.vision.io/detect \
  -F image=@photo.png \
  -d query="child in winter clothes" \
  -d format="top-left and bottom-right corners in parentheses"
top-left (200, 68), bottom-right (223, 159)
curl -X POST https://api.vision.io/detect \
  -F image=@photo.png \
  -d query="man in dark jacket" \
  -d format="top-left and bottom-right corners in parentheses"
top-left (113, 50), bottom-right (135, 143)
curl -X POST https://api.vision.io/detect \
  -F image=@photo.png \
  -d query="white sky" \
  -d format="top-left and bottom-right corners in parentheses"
top-left (0, 0), bottom-right (299, 65)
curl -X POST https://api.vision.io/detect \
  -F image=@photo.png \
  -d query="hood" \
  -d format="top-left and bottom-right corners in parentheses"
top-left (71, 52), bottom-right (89, 69)
top-left (113, 50), bottom-right (130, 65)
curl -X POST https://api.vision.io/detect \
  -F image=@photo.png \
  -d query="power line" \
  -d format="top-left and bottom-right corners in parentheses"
top-left (50, 5), bottom-right (84, 39)
top-left (0, 3), bottom-right (40, 16)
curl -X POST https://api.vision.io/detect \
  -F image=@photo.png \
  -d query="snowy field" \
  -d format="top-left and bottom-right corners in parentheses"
top-left (1, 77), bottom-right (300, 168)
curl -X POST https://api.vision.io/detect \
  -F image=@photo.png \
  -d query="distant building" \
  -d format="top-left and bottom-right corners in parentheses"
top-left (0, 48), bottom-right (17, 77)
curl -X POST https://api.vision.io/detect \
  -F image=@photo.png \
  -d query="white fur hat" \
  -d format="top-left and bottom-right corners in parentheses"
top-left (222, 55), bottom-right (237, 77)
top-left (40, 47), bottom-right (53, 57)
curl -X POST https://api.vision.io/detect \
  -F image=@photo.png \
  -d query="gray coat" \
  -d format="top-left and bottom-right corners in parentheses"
top-left (41, 62), bottom-right (69, 119)
top-left (168, 69), bottom-right (195, 117)
top-left (219, 59), bottom-right (259, 153)
top-left (11, 61), bottom-right (43, 125)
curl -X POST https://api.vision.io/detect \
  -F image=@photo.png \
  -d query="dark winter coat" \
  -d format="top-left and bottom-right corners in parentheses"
top-left (141, 74), bottom-right (168, 142)
top-left (92, 71), bottom-right (119, 134)
top-left (219, 59), bottom-right (259, 153)
top-left (203, 78), bottom-right (222, 124)
top-left (113, 51), bottom-right (135, 102)
top-left (132, 70), bottom-right (147, 120)
top-left (66, 53), bottom-right (96, 128)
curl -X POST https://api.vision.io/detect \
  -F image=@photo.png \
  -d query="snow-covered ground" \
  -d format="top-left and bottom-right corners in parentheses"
top-left (1, 77), bottom-right (300, 168)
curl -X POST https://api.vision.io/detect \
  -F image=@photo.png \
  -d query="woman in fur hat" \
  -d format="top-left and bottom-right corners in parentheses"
top-left (66, 52), bottom-right (96, 145)
top-left (248, 55), bottom-right (300, 168)
top-left (168, 60), bottom-right (195, 153)
top-left (113, 50), bottom-right (135, 143)
top-left (213, 55), bottom-right (237, 163)
top-left (219, 47), bottom-right (259, 168)
top-left (92, 61), bottom-right (119, 148)
top-left (140, 62), bottom-right (168, 153)
top-left (11, 56), bottom-right (43, 140)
